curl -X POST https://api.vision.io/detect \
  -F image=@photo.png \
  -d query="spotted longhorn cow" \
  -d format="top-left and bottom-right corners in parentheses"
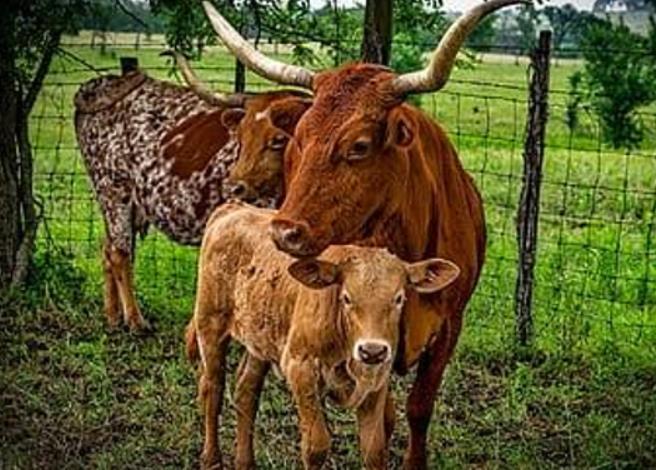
top-left (200, 0), bottom-right (526, 468)
top-left (74, 59), bottom-right (307, 330)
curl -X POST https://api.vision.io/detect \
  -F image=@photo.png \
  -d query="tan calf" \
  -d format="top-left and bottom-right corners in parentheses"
top-left (187, 202), bottom-right (460, 469)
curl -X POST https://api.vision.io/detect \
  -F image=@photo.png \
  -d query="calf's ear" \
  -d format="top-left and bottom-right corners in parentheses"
top-left (221, 108), bottom-right (246, 130)
top-left (289, 258), bottom-right (340, 289)
top-left (405, 258), bottom-right (460, 294)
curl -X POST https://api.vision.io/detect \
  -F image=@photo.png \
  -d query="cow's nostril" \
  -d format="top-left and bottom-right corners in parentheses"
top-left (231, 181), bottom-right (247, 198)
top-left (283, 226), bottom-right (302, 244)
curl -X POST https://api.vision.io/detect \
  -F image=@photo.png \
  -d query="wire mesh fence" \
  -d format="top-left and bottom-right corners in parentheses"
top-left (31, 41), bottom-right (656, 355)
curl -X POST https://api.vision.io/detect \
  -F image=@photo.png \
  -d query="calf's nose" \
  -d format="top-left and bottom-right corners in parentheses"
top-left (269, 218), bottom-right (317, 257)
top-left (356, 341), bottom-right (391, 365)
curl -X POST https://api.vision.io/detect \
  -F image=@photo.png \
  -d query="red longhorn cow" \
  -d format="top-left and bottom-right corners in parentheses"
top-left (201, 0), bottom-right (526, 467)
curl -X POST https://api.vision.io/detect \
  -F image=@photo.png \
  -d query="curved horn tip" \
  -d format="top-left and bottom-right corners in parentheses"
top-left (202, 0), bottom-right (314, 89)
top-left (391, 0), bottom-right (528, 96)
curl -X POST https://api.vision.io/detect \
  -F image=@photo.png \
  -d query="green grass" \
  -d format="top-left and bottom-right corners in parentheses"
top-left (1, 35), bottom-right (655, 468)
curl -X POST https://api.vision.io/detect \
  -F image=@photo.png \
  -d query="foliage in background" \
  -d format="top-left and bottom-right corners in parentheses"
top-left (0, 0), bottom-right (92, 291)
top-left (573, 17), bottom-right (656, 148)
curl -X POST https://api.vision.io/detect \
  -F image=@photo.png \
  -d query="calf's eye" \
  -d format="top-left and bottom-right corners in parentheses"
top-left (394, 291), bottom-right (405, 308)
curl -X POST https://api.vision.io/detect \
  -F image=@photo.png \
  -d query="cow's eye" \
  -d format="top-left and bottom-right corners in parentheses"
top-left (346, 139), bottom-right (371, 161)
top-left (341, 291), bottom-right (352, 306)
top-left (269, 134), bottom-right (288, 150)
top-left (393, 291), bottom-right (405, 308)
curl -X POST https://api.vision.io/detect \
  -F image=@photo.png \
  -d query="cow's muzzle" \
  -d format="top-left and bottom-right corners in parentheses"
top-left (354, 340), bottom-right (392, 366)
top-left (269, 218), bottom-right (321, 257)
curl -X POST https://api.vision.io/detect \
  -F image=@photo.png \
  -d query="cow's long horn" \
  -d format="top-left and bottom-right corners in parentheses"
top-left (203, 1), bottom-right (314, 89)
top-left (161, 50), bottom-right (245, 107)
top-left (391, 0), bottom-right (530, 95)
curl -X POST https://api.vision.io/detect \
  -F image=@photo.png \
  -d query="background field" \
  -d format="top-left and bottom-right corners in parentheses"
top-left (1, 34), bottom-right (655, 469)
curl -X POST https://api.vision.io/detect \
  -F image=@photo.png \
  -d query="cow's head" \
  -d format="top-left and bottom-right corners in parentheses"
top-left (289, 248), bottom-right (460, 372)
top-left (201, 0), bottom-right (526, 255)
top-left (168, 51), bottom-right (310, 207)
top-left (221, 94), bottom-right (312, 207)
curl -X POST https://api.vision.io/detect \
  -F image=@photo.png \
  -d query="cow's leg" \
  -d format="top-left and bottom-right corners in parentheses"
top-left (197, 323), bottom-right (230, 470)
top-left (233, 352), bottom-right (269, 470)
top-left (101, 200), bottom-right (148, 331)
top-left (107, 244), bottom-right (148, 331)
top-left (383, 390), bottom-right (395, 444)
top-left (356, 385), bottom-right (389, 470)
top-left (286, 359), bottom-right (330, 469)
top-left (102, 239), bottom-right (120, 328)
top-left (403, 317), bottom-right (462, 470)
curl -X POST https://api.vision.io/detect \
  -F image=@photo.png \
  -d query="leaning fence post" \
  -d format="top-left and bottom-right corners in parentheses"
top-left (120, 57), bottom-right (139, 75)
top-left (515, 30), bottom-right (552, 347)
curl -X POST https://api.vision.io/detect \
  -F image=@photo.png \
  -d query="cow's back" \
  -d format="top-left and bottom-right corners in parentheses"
top-left (74, 73), bottom-right (237, 244)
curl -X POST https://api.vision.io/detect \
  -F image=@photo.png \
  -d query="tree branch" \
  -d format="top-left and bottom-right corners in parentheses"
top-left (115, 0), bottom-right (149, 31)
top-left (23, 29), bottom-right (61, 116)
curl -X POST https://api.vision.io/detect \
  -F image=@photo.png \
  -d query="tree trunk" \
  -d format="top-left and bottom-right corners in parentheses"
top-left (0, 16), bottom-right (19, 291)
top-left (360, 0), bottom-right (393, 65)
top-left (0, 19), bottom-right (58, 291)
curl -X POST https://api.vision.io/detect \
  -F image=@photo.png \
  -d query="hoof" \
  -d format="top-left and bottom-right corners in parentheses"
top-left (402, 453), bottom-right (427, 470)
top-left (201, 451), bottom-right (223, 470)
top-left (127, 314), bottom-right (152, 334)
top-left (234, 457), bottom-right (255, 470)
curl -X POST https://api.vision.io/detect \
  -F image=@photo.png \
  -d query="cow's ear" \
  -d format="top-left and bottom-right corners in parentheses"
top-left (405, 258), bottom-right (460, 294)
top-left (221, 108), bottom-right (246, 130)
top-left (270, 98), bottom-right (312, 136)
top-left (386, 108), bottom-right (415, 149)
top-left (289, 258), bottom-right (341, 289)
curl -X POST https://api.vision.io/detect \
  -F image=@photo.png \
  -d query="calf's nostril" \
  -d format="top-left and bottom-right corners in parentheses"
top-left (358, 343), bottom-right (389, 364)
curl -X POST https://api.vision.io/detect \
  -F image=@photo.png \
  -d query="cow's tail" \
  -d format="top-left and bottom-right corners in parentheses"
top-left (185, 320), bottom-right (199, 363)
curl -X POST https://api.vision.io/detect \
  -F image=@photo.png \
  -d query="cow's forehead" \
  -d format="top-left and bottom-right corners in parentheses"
top-left (303, 64), bottom-right (401, 131)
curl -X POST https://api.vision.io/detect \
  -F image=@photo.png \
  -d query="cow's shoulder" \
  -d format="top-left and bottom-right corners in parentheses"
top-left (74, 71), bottom-right (148, 114)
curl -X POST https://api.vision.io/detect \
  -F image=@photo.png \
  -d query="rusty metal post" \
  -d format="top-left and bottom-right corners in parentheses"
top-left (120, 57), bottom-right (139, 75)
top-left (515, 30), bottom-right (552, 346)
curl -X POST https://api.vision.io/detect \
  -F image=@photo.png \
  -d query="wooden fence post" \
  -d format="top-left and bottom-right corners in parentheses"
top-left (515, 30), bottom-right (552, 346)
top-left (120, 57), bottom-right (139, 75)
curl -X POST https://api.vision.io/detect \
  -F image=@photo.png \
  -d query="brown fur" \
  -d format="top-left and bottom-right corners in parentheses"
top-left (189, 202), bottom-right (457, 469)
top-left (266, 62), bottom-right (487, 469)
top-left (162, 109), bottom-right (231, 178)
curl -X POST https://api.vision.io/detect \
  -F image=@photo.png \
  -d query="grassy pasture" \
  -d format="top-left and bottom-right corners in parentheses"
top-left (1, 36), bottom-right (655, 468)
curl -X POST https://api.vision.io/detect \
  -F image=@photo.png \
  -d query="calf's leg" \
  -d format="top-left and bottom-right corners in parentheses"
top-left (356, 385), bottom-right (390, 470)
top-left (403, 316), bottom-right (462, 470)
top-left (197, 325), bottom-right (230, 470)
top-left (286, 359), bottom-right (330, 469)
top-left (233, 352), bottom-right (269, 470)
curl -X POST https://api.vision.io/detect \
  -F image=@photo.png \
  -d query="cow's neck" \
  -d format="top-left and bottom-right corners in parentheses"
top-left (369, 160), bottom-right (439, 263)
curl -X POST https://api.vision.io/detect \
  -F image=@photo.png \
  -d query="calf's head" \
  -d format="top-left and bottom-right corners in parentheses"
top-left (289, 248), bottom-right (460, 370)
top-left (200, 0), bottom-right (526, 256)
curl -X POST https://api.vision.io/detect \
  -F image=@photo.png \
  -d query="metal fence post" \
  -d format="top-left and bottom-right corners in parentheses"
top-left (515, 30), bottom-right (552, 346)
top-left (120, 57), bottom-right (139, 75)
